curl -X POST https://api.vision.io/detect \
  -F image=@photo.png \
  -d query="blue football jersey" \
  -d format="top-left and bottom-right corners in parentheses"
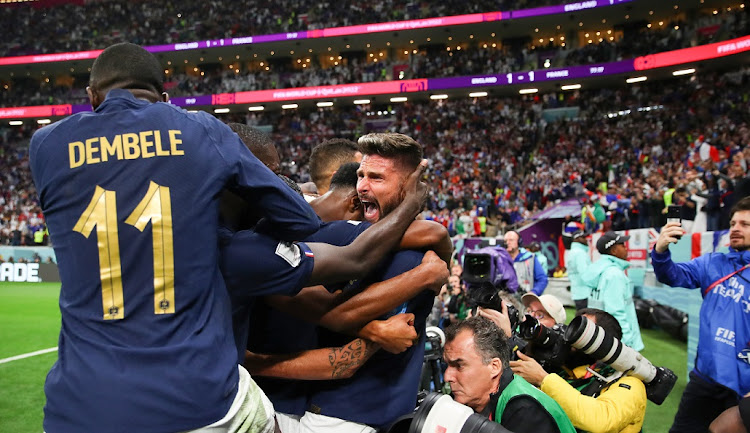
top-left (29, 89), bottom-right (319, 433)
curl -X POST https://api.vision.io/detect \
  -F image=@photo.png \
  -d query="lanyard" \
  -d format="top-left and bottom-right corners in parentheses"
top-left (704, 263), bottom-right (750, 296)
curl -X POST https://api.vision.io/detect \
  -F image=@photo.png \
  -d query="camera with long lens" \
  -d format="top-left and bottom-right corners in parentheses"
top-left (387, 393), bottom-right (512, 433)
top-left (465, 282), bottom-right (520, 331)
top-left (565, 315), bottom-right (678, 405)
top-left (517, 315), bottom-right (568, 372)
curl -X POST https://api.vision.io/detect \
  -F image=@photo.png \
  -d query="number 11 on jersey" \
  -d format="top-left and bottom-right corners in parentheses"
top-left (73, 182), bottom-right (175, 320)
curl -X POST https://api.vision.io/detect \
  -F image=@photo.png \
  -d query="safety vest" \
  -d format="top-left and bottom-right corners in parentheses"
top-left (495, 375), bottom-right (576, 433)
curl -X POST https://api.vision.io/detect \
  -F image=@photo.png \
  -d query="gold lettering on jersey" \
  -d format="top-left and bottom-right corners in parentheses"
top-left (168, 130), bottom-right (184, 155)
top-left (67, 130), bottom-right (185, 168)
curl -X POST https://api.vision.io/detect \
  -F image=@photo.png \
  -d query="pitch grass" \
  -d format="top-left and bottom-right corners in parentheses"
top-left (0, 282), bottom-right (60, 433)
top-left (0, 286), bottom-right (688, 433)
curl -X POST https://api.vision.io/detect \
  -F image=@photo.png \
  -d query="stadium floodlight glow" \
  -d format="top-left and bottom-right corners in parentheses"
top-left (469, 92), bottom-right (488, 98)
top-left (353, 99), bottom-right (371, 105)
top-left (430, 94), bottom-right (449, 100)
top-left (317, 101), bottom-right (334, 107)
top-left (248, 106), bottom-right (265, 111)
top-left (214, 108), bottom-right (230, 114)
top-left (282, 104), bottom-right (299, 109)
top-left (9, 120), bottom-right (23, 126)
top-left (561, 84), bottom-right (582, 90)
top-left (672, 68), bottom-right (696, 76)
top-left (390, 97), bottom-right (408, 102)
top-left (37, 119), bottom-right (51, 124)
top-left (626, 76), bottom-right (647, 83)
top-left (519, 88), bottom-right (538, 94)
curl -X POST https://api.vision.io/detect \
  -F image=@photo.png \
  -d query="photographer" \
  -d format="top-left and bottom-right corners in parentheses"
top-left (652, 196), bottom-right (750, 432)
top-left (442, 316), bottom-right (576, 433)
top-left (509, 309), bottom-right (647, 433)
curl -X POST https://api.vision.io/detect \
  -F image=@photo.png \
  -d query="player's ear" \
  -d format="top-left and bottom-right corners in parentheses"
top-left (86, 86), bottom-right (101, 109)
top-left (348, 195), bottom-right (361, 213)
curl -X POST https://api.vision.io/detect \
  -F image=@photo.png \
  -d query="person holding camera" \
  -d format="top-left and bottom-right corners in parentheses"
top-left (582, 232), bottom-right (644, 352)
top-left (652, 196), bottom-right (750, 432)
top-left (442, 316), bottom-right (576, 433)
top-left (509, 308), bottom-right (647, 433)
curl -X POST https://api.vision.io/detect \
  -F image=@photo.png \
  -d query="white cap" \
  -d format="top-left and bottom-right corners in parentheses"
top-left (521, 293), bottom-right (566, 325)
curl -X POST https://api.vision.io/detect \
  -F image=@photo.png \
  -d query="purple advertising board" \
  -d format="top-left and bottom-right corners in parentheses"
top-left (509, 0), bottom-right (633, 20)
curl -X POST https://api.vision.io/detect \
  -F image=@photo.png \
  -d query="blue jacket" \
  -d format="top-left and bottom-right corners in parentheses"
top-left (652, 247), bottom-right (750, 397)
top-left (581, 255), bottom-right (644, 351)
top-left (514, 248), bottom-right (549, 295)
top-left (567, 242), bottom-right (592, 301)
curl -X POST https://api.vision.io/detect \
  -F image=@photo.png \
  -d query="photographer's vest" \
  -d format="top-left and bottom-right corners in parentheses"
top-left (495, 375), bottom-right (576, 433)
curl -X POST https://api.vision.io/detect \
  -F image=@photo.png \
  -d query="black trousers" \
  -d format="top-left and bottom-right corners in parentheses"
top-left (574, 299), bottom-right (588, 311)
top-left (669, 371), bottom-right (740, 433)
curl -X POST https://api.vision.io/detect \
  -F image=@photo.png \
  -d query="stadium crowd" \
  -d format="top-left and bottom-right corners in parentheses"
top-left (2, 66), bottom-right (748, 246)
top-left (0, 0), bottom-right (572, 57)
top-left (1, 5), bottom-right (746, 109)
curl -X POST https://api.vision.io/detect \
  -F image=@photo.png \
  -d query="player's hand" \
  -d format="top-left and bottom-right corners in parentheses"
top-left (510, 351), bottom-right (550, 387)
top-left (421, 250), bottom-right (449, 293)
top-left (367, 313), bottom-right (418, 354)
top-left (402, 159), bottom-right (429, 216)
top-left (476, 303), bottom-right (512, 338)
top-left (655, 221), bottom-right (685, 253)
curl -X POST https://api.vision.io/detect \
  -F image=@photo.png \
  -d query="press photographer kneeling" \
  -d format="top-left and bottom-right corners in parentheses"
top-left (509, 307), bottom-right (648, 433)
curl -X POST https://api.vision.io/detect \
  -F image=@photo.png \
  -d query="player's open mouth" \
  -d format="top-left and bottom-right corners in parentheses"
top-left (363, 201), bottom-right (379, 221)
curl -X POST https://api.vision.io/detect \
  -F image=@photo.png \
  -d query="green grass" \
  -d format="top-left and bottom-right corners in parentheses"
top-left (1, 287), bottom-right (688, 432)
top-left (0, 282), bottom-right (61, 433)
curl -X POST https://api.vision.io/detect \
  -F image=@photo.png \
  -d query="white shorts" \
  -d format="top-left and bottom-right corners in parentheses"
top-left (185, 365), bottom-right (275, 433)
top-left (298, 412), bottom-right (375, 433)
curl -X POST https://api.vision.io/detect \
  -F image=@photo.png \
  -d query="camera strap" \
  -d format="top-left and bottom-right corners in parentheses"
top-left (704, 263), bottom-right (750, 296)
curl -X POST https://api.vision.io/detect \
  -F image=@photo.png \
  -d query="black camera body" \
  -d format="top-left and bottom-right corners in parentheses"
top-left (517, 315), bottom-right (569, 372)
top-left (465, 282), bottom-right (520, 331)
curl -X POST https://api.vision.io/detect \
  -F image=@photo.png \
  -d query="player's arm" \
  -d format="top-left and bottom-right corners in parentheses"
top-left (219, 123), bottom-right (319, 239)
top-left (244, 338), bottom-right (379, 380)
top-left (398, 220), bottom-right (453, 264)
top-left (266, 251), bottom-right (447, 325)
top-left (305, 161), bottom-right (429, 286)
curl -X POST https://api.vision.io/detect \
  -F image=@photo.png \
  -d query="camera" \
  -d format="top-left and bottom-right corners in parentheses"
top-left (387, 393), bottom-right (512, 433)
top-left (566, 315), bottom-right (677, 405)
top-left (465, 282), bottom-right (520, 331)
top-left (424, 326), bottom-right (445, 362)
top-left (462, 246), bottom-right (518, 293)
top-left (517, 315), bottom-right (569, 372)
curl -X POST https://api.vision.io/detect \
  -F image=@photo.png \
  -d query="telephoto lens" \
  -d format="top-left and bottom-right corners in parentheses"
top-left (565, 315), bottom-right (677, 404)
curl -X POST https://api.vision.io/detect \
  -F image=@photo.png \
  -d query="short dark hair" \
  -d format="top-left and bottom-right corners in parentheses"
top-left (309, 139), bottom-right (360, 189)
top-left (730, 197), bottom-right (750, 220)
top-left (89, 42), bottom-right (163, 94)
top-left (445, 316), bottom-right (511, 369)
top-left (576, 308), bottom-right (623, 340)
top-left (357, 133), bottom-right (423, 172)
top-left (329, 162), bottom-right (360, 191)
top-left (227, 123), bottom-right (278, 171)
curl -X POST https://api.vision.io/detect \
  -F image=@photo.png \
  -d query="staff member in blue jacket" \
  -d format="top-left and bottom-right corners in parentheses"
top-left (652, 196), bottom-right (750, 433)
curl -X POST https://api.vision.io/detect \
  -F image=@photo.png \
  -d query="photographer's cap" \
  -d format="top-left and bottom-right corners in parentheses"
top-left (521, 293), bottom-right (566, 325)
top-left (596, 231), bottom-right (630, 254)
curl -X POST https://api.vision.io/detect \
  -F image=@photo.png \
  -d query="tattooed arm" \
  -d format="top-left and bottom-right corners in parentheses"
top-left (244, 339), bottom-right (379, 380)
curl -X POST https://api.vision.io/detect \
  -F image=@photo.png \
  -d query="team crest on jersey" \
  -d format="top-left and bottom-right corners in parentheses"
top-left (275, 241), bottom-right (302, 267)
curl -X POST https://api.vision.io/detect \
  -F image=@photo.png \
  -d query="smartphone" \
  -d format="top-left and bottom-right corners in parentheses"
top-left (667, 205), bottom-right (682, 240)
